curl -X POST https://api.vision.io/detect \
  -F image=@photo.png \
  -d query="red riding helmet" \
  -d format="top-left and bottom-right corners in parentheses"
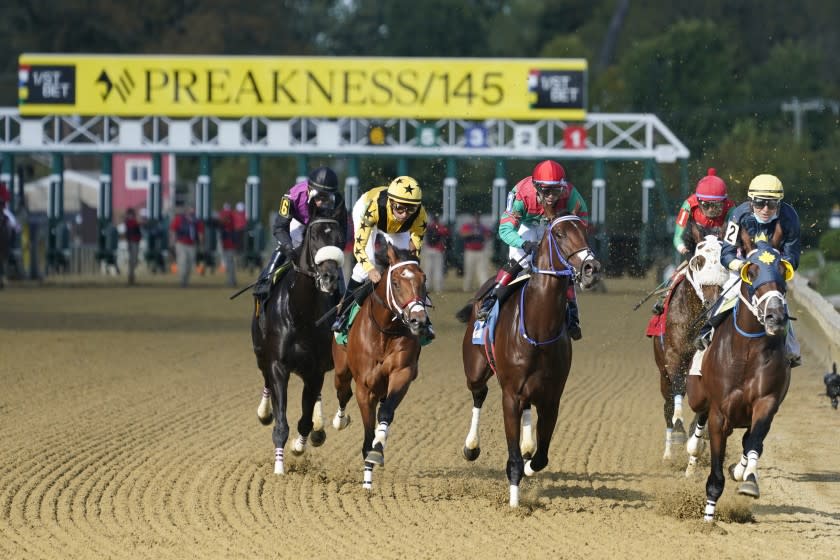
top-left (532, 160), bottom-right (566, 186)
top-left (695, 168), bottom-right (727, 201)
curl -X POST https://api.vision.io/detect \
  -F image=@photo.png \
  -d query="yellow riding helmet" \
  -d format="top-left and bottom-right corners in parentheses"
top-left (386, 176), bottom-right (422, 205)
top-left (747, 174), bottom-right (784, 200)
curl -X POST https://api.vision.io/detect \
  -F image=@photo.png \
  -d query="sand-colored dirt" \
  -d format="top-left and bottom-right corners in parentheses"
top-left (1, 274), bottom-right (838, 559)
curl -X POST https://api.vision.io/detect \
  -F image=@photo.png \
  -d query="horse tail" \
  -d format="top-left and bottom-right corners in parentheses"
top-left (455, 302), bottom-right (474, 323)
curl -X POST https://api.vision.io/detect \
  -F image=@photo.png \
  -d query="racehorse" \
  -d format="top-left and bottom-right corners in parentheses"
top-left (331, 243), bottom-right (431, 490)
top-left (251, 216), bottom-right (345, 475)
top-left (456, 211), bottom-right (601, 507)
top-left (651, 223), bottom-right (729, 460)
top-left (685, 228), bottom-right (794, 521)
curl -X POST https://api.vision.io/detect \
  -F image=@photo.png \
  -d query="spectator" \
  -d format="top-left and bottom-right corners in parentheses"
top-left (169, 206), bottom-right (204, 287)
top-left (459, 211), bottom-right (492, 292)
top-left (233, 201), bottom-right (248, 252)
top-left (218, 202), bottom-right (238, 287)
top-left (123, 207), bottom-right (143, 285)
top-left (422, 213), bottom-right (450, 292)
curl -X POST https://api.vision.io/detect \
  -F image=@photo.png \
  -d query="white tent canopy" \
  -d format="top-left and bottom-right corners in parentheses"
top-left (23, 170), bottom-right (100, 214)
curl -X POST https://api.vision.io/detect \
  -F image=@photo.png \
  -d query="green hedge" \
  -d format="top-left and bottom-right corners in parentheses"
top-left (819, 230), bottom-right (840, 261)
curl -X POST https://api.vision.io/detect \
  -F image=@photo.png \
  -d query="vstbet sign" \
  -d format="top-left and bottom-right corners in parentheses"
top-left (18, 54), bottom-right (587, 120)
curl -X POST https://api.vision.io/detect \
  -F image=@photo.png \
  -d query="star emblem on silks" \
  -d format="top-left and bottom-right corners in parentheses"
top-left (419, 220), bottom-right (427, 229)
top-left (354, 248), bottom-right (364, 257)
top-left (364, 208), bottom-right (374, 220)
top-left (754, 231), bottom-right (769, 243)
top-left (360, 223), bottom-right (369, 231)
top-left (355, 235), bottom-right (363, 244)
top-left (359, 256), bottom-right (368, 265)
top-left (758, 250), bottom-right (777, 265)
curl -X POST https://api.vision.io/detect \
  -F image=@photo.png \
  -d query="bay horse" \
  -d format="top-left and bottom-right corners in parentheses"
top-left (651, 223), bottom-right (730, 460)
top-left (685, 230), bottom-right (794, 522)
top-left (456, 212), bottom-right (601, 507)
top-left (331, 243), bottom-right (431, 490)
top-left (251, 215), bottom-right (345, 475)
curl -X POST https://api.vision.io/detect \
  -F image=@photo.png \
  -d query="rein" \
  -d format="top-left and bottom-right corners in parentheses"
top-left (292, 217), bottom-right (339, 279)
top-left (368, 260), bottom-right (427, 335)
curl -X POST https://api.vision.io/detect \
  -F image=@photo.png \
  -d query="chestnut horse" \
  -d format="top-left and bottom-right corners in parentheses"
top-left (652, 223), bottom-right (730, 460)
top-left (251, 216), bottom-right (345, 475)
top-left (685, 231), bottom-right (794, 521)
top-left (331, 244), bottom-right (432, 490)
top-left (456, 212), bottom-right (601, 507)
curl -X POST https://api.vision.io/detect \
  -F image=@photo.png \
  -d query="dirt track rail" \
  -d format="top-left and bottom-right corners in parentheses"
top-left (1, 277), bottom-right (838, 559)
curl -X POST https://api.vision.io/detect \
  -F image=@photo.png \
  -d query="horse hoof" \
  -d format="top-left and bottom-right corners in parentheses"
top-left (727, 463), bottom-right (739, 481)
top-left (524, 460), bottom-right (535, 477)
top-left (257, 413), bottom-right (274, 426)
top-left (738, 476), bottom-right (760, 499)
top-left (463, 446), bottom-right (481, 461)
top-left (291, 435), bottom-right (307, 456)
top-left (365, 444), bottom-right (385, 466)
top-left (310, 429), bottom-right (326, 447)
top-left (333, 414), bottom-right (351, 430)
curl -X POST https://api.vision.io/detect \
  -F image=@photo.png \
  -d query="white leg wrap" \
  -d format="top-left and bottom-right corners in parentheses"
top-left (465, 407), bottom-right (481, 450)
top-left (372, 422), bottom-right (389, 449)
top-left (703, 499), bottom-right (716, 522)
top-left (744, 450), bottom-right (759, 480)
top-left (732, 454), bottom-right (748, 481)
top-left (333, 407), bottom-right (350, 430)
top-left (520, 409), bottom-right (535, 456)
top-left (524, 460), bottom-right (535, 477)
top-left (509, 485), bottom-right (520, 507)
top-left (672, 395), bottom-right (684, 425)
top-left (685, 455), bottom-right (699, 477)
top-left (292, 434), bottom-right (307, 454)
top-left (312, 398), bottom-right (324, 431)
top-left (663, 428), bottom-right (673, 461)
top-left (274, 447), bottom-right (285, 475)
top-left (257, 387), bottom-right (272, 421)
top-left (363, 464), bottom-right (373, 490)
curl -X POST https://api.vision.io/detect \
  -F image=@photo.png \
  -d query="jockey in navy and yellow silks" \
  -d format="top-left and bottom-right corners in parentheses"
top-left (693, 173), bottom-right (802, 367)
top-left (331, 176), bottom-right (429, 333)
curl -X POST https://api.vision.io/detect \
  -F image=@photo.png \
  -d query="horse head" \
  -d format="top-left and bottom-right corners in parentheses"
top-left (738, 239), bottom-right (793, 336)
top-left (534, 212), bottom-right (601, 290)
top-left (686, 234), bottom-right (729, 305)
top-left (379, 243), bottom-right (430, 337)
top-left (299, 217), bottom-right (345, 293)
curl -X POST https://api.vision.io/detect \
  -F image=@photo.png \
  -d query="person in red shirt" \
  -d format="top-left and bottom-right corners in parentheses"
top-left (218, 202), bottom-right (239, 287)
top-left (169, 206), bottom-right (205, 287)
top-left (123, 208), bottom-right (143, 285)
top-left (423, 213), bottom-right (450, 292)
top-left (459, 212), bottom-right (492, 292)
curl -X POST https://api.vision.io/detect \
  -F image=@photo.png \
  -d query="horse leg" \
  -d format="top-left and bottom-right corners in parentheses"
top-left (355, 387), bottom-right (378, 490)
top-left (463, 345), bottom-right (492, 461)
top-left (365, 368), bottom-right (413, 467)
top-left (310, 393), bottom-right (326, 446)
top-left (702, 410), bottom-right (728, 522)
top-left (332, 353), bottom-right (353, 430)
top-left (685, 412), bottom-right (708, 477)
top-left (257, 386), bottom-right (273, 425)
top-left (502, 392), bottom-right (525, 507)
top-left (520, 406), bottom-right (536, 459)
top-left (661, 375), bottom-right (676, 461)
top-left (269, 368), bottom-right (291, 474)
top-left (671, 372), bottom-right (687, 444)
top-left (291, 372), bottom-right (325, 455)
top-left (463, 384), bottom-right (488, 461)
top-left (524, 400), bottom-right (559, 477)
top-left (733, 400), bottom-right (779, 498)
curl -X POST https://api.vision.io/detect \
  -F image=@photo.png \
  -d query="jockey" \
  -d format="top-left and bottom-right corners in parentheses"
top-left (651, 168), bottom-right (735, 315)
top-left (476, 160), bottom-right (589, 340)
top-left (330, 175), bottom-right (430, 334)
top-left (694, 173), bottom-right (802, 366)
top-left (252, 166), bottom-right (348, 299)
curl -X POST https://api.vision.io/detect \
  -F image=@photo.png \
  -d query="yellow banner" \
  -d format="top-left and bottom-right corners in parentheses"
top-left (18, 55), bottom-right (587, 120)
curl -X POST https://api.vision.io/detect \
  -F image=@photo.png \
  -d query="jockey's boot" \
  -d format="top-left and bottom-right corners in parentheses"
top-left (651, 295), bottom-right (665, 316)
top-left (331, 278), bottom-right (364, 332)
top-left (253, 248), bottom-right (286, 299)
top-left (477, 259), bottom-right (523, 321)
top-left (694, 323), bottom-right (713, 352)
top-left (566, 298), bottom-right (582, 341)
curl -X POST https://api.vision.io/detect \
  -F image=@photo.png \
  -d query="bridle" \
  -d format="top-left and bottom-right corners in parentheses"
top-left (369, 259), bottom-right (428, 333)
top-left (293, 217), bottom-right (340, 280)
top-left (734, 248), bottom-right (790, 336)
top-left (528, 215), bottom-right (596, 284)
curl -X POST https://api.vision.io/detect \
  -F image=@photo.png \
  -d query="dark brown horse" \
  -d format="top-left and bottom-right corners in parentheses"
top-left (651, 223), bottom-right (730, 460)
top-left (331, 243), bottom-right (431, 490)
top-left (685, 229), bottom-right (794, 521)
top-left (251, 216), bottom-right (345, 475)
top-left (456, 212), bottom-right (601, 507)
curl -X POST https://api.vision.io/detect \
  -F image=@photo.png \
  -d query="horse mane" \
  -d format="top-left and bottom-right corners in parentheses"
top-left (374, 240), bottom-right (416, 268)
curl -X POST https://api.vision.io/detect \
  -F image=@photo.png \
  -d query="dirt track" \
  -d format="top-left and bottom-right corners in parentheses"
top-left (1, 274), bottom-right (838, 559)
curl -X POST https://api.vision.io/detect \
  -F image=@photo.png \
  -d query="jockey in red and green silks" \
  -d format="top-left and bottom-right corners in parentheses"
top-left (477, 160), bottom-right (589, 340)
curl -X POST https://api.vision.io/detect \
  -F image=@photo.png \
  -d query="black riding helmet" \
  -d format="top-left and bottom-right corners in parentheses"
top-left (308, 167), bottom-right (339, 193)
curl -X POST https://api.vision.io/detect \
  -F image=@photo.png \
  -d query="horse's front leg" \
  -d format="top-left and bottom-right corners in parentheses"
top-left (703, 410), bottom-right (728, 522)
top-left (685, 411), bottom-right (707, 477)
top-left (269, 368), bottom-right (291, 474)
top-left (355, 386), bottom-right (378, 490)
top-left (291, 372), bottom-right (327, 455)
top-left (502, 392), bottom-right (524, 507)
top-left (366, 366), bottom-right (414, 467)
top-left (332, 346), bottom-right (353, 430)
top-left (524, 399), bottom-right (559, 477)
top-left (463, 384), bottom-right (488, 461)
top-left (730, 398), bottom-right (780, 498)
top-left (463, 344), bottom-right (492, 461)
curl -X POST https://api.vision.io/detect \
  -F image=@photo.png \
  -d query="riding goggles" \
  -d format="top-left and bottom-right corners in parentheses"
top-left (751, 198), bottom-right (780, 210)
top-left (534, 180), bottom-right (570, 197)
top-left (699, 201), bottom-right (724, 211)
top-left (391, 201), bottom-right (419, 215)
